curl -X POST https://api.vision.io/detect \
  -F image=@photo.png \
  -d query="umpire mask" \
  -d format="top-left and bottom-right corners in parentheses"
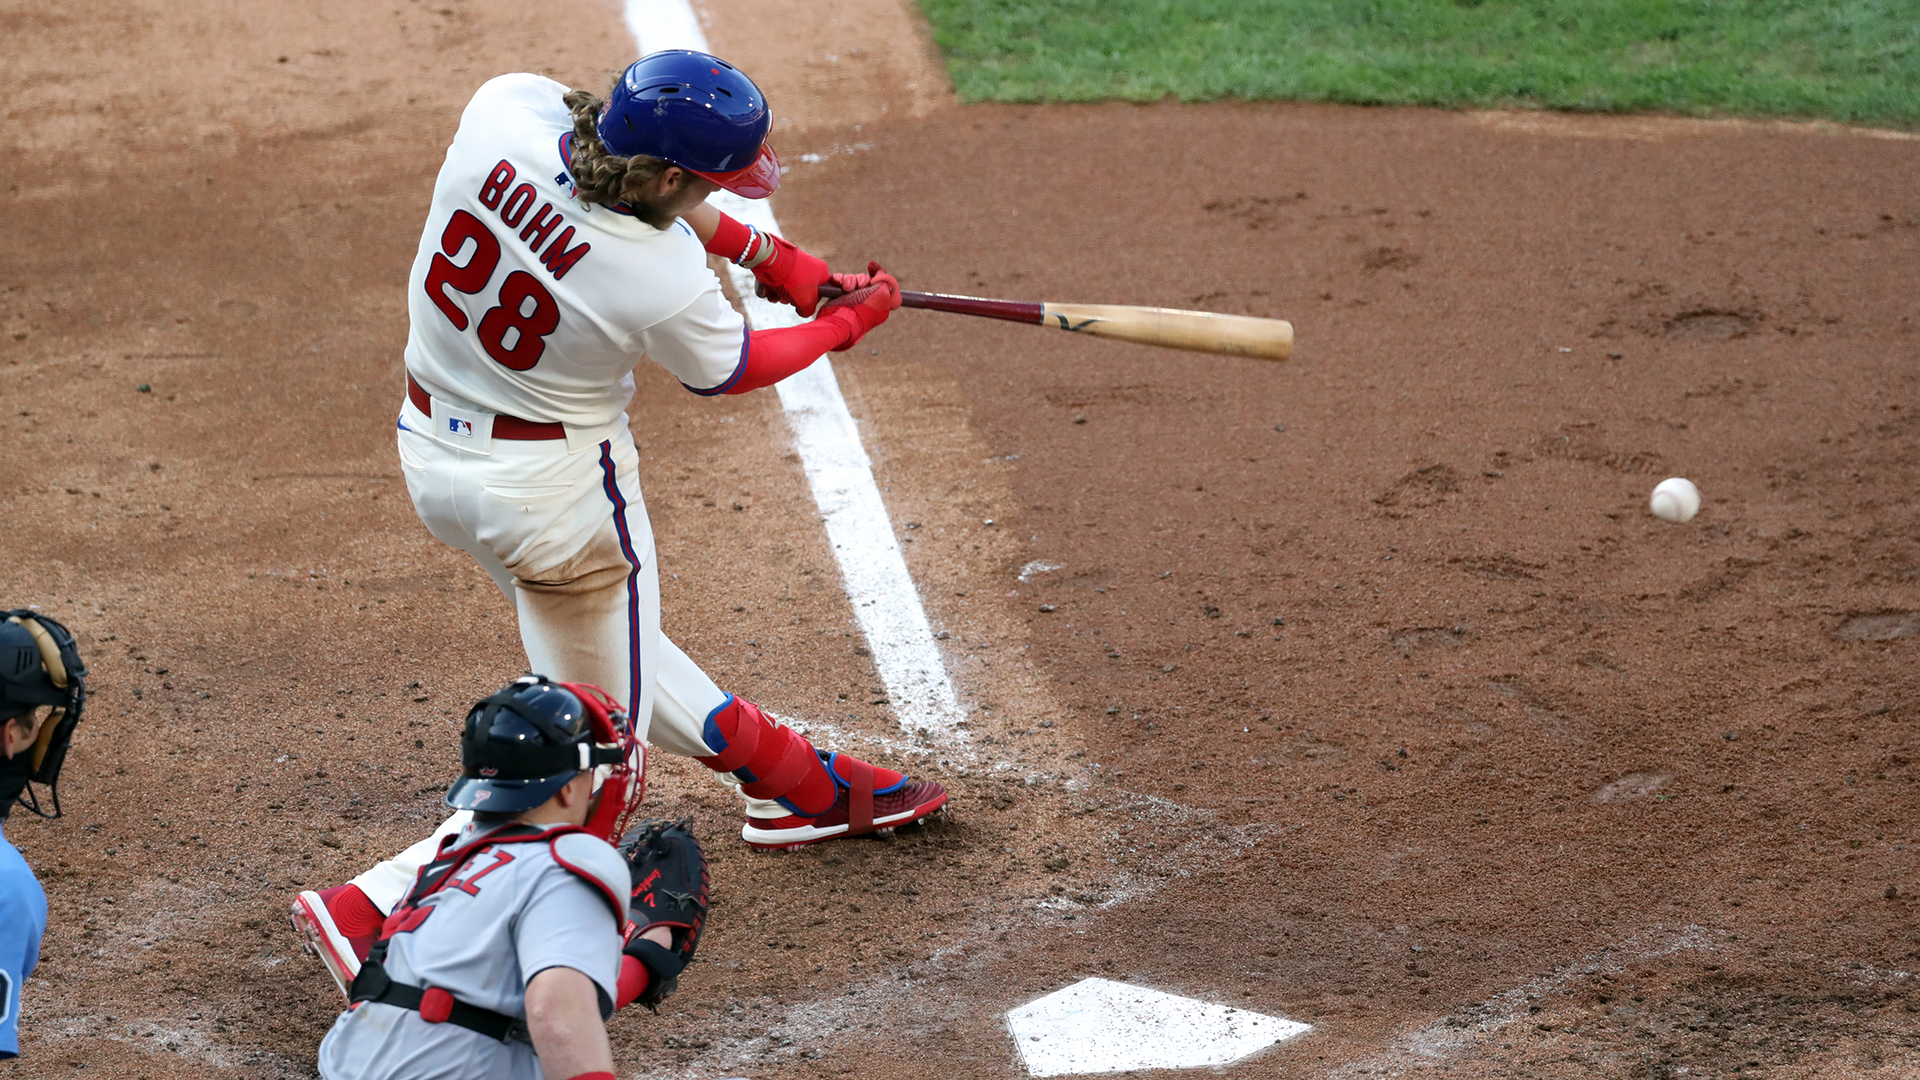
top-left (0, 610), bottom-right (88, 820)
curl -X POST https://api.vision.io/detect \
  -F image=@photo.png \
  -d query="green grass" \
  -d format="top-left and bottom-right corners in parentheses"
top-left (916, 0), bottom-right (1920, 127)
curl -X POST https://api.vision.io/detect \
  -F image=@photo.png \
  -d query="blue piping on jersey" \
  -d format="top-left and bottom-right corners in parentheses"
top-left (682, 326), bottom-right (751, 397)
top-left (596, 442), bottom-right (644, 718)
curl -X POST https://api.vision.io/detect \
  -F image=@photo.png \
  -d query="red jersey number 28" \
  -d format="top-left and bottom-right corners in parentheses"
top-left (423, 210), bottom-right (559, 372)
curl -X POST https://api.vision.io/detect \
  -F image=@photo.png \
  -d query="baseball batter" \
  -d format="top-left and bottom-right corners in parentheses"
top-left (292, 51), bottom-right (947, 1000)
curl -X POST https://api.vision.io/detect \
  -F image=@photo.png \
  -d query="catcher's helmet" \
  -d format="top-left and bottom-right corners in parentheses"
top-left (597, 50), bottom-right (780, 199)
top-left (1, 609), bottom-right (88, 818)
top-left (447, 676), bottom-right (645, 836)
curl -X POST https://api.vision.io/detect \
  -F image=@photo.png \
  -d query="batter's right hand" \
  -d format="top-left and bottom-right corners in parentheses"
top-left (750, 234), bottom-right (832, 317)
top-left (818, 262), bottom-right (901, 351)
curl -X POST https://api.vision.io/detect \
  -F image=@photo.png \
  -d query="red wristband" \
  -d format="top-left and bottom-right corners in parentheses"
top-left (614, 952), bottom-right (651, 1009)
top-left (565, 1073), bottom-right (617, 1080)
top-left (705, 211), bottom-right (751, 261)
top-left (704, 211), bottom-right (774, 269)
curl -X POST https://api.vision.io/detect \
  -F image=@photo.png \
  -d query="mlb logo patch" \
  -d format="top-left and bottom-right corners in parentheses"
top-left (449, 417), bottom-right (474, 438)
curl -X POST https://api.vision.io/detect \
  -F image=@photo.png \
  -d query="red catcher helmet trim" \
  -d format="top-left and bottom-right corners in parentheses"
top-left (560, 680), bottom-right (647, 841)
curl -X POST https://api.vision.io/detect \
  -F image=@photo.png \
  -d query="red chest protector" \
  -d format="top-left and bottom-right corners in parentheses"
top-left (347, 823), bottom-right (627, 1043)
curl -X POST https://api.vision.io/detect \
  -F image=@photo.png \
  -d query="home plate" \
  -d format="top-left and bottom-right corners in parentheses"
top-left (1006, 977), bottom-right (1311, 1076)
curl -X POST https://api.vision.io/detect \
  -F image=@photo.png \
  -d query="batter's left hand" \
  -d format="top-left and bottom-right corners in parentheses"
top-left (824, 264), bottom-right (899, 300)
top-left (817, 261), bottom-right (902, 351)
top-left (751, 234), bottom-right (831, 317)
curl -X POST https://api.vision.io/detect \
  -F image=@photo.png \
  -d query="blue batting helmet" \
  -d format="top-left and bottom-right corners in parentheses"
top-left (597, 50), bottom-right (780, 199)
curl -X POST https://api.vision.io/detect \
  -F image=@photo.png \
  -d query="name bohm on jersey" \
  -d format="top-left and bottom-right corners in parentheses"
top-left (478, 161), bottom-right (590, 281)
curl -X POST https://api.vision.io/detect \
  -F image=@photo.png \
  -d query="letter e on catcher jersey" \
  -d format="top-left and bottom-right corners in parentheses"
top-left (405, 75), bottom-right (750, 428)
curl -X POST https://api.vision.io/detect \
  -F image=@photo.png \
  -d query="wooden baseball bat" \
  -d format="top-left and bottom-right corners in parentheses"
top-left (816, 284), bottom-right (1292, 361)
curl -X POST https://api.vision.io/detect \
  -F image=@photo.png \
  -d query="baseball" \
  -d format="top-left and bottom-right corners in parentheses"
top-left (1649, 477), bottom-right (1701, 523)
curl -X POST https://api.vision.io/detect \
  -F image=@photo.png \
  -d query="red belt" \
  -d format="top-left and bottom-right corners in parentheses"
top-left (407, 375), bottom-right (565, 441)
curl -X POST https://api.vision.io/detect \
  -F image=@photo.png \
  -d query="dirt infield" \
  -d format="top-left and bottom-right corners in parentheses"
top-left (2, 1), bottom-right (1917, 1078)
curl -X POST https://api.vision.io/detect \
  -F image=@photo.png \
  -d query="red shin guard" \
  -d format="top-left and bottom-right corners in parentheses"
top-left (330, 883), bottom-right (386, 938)
top-left (695, 696), bottom-right (838, 816)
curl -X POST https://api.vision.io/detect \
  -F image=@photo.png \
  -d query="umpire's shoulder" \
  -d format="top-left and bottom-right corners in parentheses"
top-left (548, 831), bottom-right (630, 926)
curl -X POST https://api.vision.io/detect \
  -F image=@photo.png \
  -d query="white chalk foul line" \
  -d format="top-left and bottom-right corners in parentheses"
top-left (625, 0), bottom-right (967, 746)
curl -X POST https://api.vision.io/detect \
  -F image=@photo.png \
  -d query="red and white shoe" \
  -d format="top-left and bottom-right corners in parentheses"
top-left (743, 754), bottom-right (948, 851)
top-left (289, 884), bottom-right (378, 1002)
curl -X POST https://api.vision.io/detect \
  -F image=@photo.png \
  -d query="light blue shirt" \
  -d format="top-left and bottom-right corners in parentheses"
top-left (0, 827), bottom-right (48, 1059)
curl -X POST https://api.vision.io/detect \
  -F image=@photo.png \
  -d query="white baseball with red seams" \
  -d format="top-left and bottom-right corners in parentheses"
top-left (1649, 477), bottom-right (1701, 523)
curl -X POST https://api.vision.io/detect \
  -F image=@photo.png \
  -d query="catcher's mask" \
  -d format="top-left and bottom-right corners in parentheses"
top-left (596, 50), bottom-right (780, 199)
top-left (1, 609), bottom-right (88, 820)
top-left (446, 675), bottom-right (645, 841)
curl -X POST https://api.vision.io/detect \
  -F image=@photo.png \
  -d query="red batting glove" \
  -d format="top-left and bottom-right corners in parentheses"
top-left (751, 234), bottom-right (831, 318)
top-left (825, 264), bottom-right (889, 295)
top-left (815, 261), bottom-right (902, 352)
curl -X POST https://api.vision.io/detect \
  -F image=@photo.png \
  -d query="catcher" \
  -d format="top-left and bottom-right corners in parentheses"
top-left (317, 676), bottom-right (711, 1080)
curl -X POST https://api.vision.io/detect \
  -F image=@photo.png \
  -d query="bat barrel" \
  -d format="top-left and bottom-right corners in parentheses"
top-left (814, 284), bottom-right (1292, 360)
top-left (1041, 303), bottom-right (1293, 361)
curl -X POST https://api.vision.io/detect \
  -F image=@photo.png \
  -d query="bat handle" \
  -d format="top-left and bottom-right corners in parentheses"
top-left (817, 283), bottom-right (846, 300)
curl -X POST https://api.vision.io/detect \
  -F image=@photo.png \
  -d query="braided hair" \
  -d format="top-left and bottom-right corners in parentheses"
top-left (563, 85), bottom-right (671, 208)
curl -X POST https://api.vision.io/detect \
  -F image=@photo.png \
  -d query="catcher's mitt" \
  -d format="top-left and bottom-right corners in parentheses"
top-left (618, 818), bottom-right (710, 1010)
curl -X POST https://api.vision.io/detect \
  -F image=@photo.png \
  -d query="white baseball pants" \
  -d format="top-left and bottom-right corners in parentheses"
top-left (351, 396), bottom-right (767, 911)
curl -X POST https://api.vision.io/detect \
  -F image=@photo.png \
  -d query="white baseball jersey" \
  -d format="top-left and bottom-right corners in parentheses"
top-left (318, 824), bottom-right (627, 1080)
top-left (405, 74), bottom-right (750, 426)
top-left (344, 72), bottom-right (777, 922)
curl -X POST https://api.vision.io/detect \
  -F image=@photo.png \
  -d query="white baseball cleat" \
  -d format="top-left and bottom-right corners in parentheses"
top-left (289, 888), bottom-right (365, 1003)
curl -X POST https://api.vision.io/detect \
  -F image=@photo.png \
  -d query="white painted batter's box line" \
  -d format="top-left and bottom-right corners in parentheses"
top-left (624, 0), bottom-right (967, 747)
